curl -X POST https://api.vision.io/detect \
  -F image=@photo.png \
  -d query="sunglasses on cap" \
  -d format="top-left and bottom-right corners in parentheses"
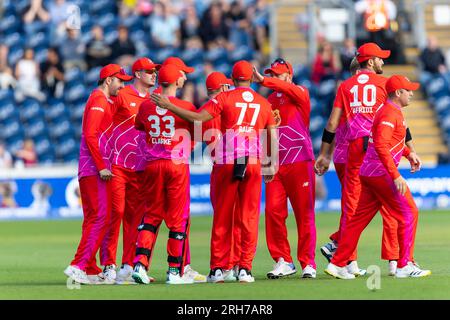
top-left (139, 69), bottom-right (157, 74)
top-left (110, 68), bottom-right (128, 77)
top-left (273, 58), bottom-right (287, 65)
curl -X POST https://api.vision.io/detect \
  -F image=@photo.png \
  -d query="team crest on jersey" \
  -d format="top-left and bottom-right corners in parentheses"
top-left (156, 106), bottom-right (168, 115)
top-left (242, 91), bottom-right (254, 102)
top-left (276, 93), bottom-right (282, 98)
top-left (130, 102), bottom-right (136, 107)
top-left (357, 74), bottom-right (369, 84)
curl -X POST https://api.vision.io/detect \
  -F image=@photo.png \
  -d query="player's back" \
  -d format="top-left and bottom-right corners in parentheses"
top-left (338, 70), bottom-right (387, 141)
top-left (136, 96), bottom-right (196, 162)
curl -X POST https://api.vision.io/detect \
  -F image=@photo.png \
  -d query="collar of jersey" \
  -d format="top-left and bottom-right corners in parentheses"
top-left (387, 99), bottom-right (401, 110)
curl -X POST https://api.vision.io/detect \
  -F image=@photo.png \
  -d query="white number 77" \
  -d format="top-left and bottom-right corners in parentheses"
top-left (236, 102), bottom-right (260, 126)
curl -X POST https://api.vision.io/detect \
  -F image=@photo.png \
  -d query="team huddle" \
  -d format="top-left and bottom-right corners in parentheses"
top-left (64, 42), bottom-right (431, 285)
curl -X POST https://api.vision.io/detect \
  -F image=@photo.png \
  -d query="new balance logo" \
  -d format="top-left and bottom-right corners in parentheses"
top-left (130, 102), bottom-right (137, 107)
top-left (303, 182), bottom-right (309, 187)
top-left (175, 234), bottom-right (184, 240)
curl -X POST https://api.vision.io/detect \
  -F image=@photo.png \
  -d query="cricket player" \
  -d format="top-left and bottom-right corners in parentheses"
top-left (150, 60), bottom-right (278, 283)
top-left (315, 43), bottom-right (393, 276)
top-left (197, 71), bottom-right (242, 282)
top-left (149, 56), bottom-right (205, 281)
top-left (325, 75), bottom-right (431, 279)
top-left (131, 64), bottom-right (203, 285)
top-left (99, 58), bottom-right (161, 284)
top-left (321, 56), bottom-right (421, 276)
top-left (252, 59), bottom-right (317, 279)
top-left (64, 64), bottom-right (133, 284)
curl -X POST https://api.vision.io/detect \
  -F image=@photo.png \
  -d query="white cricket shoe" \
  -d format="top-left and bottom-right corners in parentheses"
top-left (346, 261), bottom-right (367, 277)
top-left (116, 264), bottom-right (148, 285)
top-left (207, 268), bottom-right (225, 283)
top-left (388, 260), bottom-right (397, 276)
top-left (101, 264), bottom-right (116, 284)
top-left (302, 265), bottom-right (317, 279)
top-left (182, 264), bottom-right (207, 283)
top-left (87, 273), bottom-right (106, 285)
top-left (223, 266), bottom-right (238, 282)
top-left (64, 265), bottom-right (90, 284)
top-left (325, 262), bottom-right (356, 280)
top-left (395, 262), bottom-right (431, 278)
top-left (320, 241), bottom-right (337, 262)
top-left (132, 263), bottom-right (151, 284)
top-left (266, 258), bottom-right (297, 279)
top-left (166, 270), bottom-right (194, 284)
top-left (238, 269), bottom-right (255, 283)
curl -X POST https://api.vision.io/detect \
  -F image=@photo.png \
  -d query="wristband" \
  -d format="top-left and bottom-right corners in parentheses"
top-left (405, 127), bottom-right (412, 143)
top-left (322, 128), bottom-right (335, 144)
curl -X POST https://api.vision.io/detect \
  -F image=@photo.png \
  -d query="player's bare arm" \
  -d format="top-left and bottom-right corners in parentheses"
top-left (314, 107), bottom-right (343, 175)
top-left (150, 93), bottom-right (213, 123)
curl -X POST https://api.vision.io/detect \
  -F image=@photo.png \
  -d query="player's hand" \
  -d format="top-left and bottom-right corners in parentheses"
top-left (252, 66), bottom-right (264, 83)
top-left (407, 152), bottom-right (421, 173)
top-left (272, 109), bottom-right (281, 126)
top-left (314, 154), bottom-right (331, 176)
top-left (394, 176), bottom-right (408, 196)
top-left (150, 93), bottom-right (171, 110)
top-left (99, 169), bottom-right (113, 181)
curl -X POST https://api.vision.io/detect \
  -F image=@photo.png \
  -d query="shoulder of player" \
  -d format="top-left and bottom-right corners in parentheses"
top-left (171, 97), bottom-right (197, 111)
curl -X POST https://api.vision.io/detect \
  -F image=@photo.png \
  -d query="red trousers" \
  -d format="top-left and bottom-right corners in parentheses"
top-left (333, 163), bottom-right (400, 260)
top-left (71, 175), bottom-right (111, 271)
top-left (133, 160), bottom-right (191, 272)
top-left (210, 164), bottom-right (241, 270)
top-left (210, 162), bottom-right (262, 271)
top-left (100, 165), bottom-right (144, 266)
top-left (265, 161), bottom-right (316, 269)
top-left (331, 174), bottom-right (418, 268)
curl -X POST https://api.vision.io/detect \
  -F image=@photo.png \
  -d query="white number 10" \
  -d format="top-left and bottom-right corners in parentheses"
top-left (235, 102), bottom-right (260, 126)
top-left (350, 84), bottom-right (376, 107)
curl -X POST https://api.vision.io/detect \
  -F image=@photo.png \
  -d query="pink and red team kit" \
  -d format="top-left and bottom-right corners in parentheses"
top-left (64, 42), bottom-right (431, 285)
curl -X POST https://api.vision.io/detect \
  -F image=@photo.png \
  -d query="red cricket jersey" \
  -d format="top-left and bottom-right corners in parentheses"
top-left (78, 89), bottom-right (113, 179)
top-left (334, 69), bottom-right (387, 141)
top-left (203, 87), bottom-right (275, 164)
top-left (360, 100), bottom-right (410, 180)
top-left (107, 85), bottom-right (150, 170)
top-left (262, 77), bottom-right (314, 164)
top-left (135, 96), bottom-right (196, 163)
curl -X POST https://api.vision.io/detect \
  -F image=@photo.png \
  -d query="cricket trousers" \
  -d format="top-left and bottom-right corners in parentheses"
top-left (100, 165), bottom-right (144, 267)
top-left (71, 175), bottom-right (112, 271)
top-left (265, 161), bottom-right (316, 269)
top-left (210, 164), bottom-right (241, 270)
top-left (331, 174), bottom-right (418, 268)
top-left (333, 160), bottom-right (404, 261)
top-left (133, 160), bottom-right (191, 273)
top-left (210, 162), bottom-right (262, 271)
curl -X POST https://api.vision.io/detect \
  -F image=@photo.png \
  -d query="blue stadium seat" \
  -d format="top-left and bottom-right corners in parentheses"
top-left (205, 47), bottom-right (229, 66)
top-left (55, 136), bottom-right (78, 159)
top-left (0, 102), bottom-right (19, 123)
top-left (90, 0), bottom-right (114, 15)
top-left (153, 47), bottom-right (180, 64)
top-left (64, 83), bottom-right (86, 104)
top-left (26, 31), bottom-right (50, 50)
top-left (45, 100), bottom-right (69, 122)
top-left (69, 102), bottom-right (86, 121)
top-left (38, 151), bottom-right (56, 163)
top-left (104, 30), bottom-right (119, 45)
top-left (434, 96), bottom-right (450, 116)
top-left (187, 64), bottom-right (204, 83)
top-left (20, 98), bottom-right (44, 122)
top-left (34, 136), bottom-right (53, 157)
top-left (63, 150), bottom-right (80, 163)
top-left (8, 47), bottom-right (24, 67)
top-left (228, 46), bottom-right (255, 63)
top-left (121, 14), bottom-right (145, 32)
top-left (1, 119), bottom-right (24, 141)
top-left (65, 68), bottom-right (85, 85)
top-left (6, 137), bottom-right (24, 155)
top-left (213, 63), bottom-right (232, 76)
top-left (97, 12), bottom-right (118, 29)
top-left (24, 119), bottom-right (48, 139)
top-left (426, 76), bottom-right (450, 100)
top-left (0, 15), bottom-right (21, 35)
top-left (85, 67), bottom-right (102, 85)
top-left (14, 0), bottom-right (29, 15)
top-left (181, 48), bottom-right (204, 67)
top-left (309, 115), bottom-right (326, 133)
top-left (3, 32), bottom-right (24, 49)
top-left (0, 88), bottom-right (14, 102)
top-left (24, 20), bottom-right (48, 35)
top-left (49, 120), bottom-right (74, 140)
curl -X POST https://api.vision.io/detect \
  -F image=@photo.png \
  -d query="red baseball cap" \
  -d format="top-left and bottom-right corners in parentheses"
top-left (158, 64), bottom-right (183, 85)
top-left (132, 57), bottom-right (161, 74)
top-left (99, 64), bottom-right (133, 81)
top-left (385, 75), bottom-right (420, 93)
top-left (232, 60), bottom-right (253, 81)
top-left (163, 57), bottom-right (195, 73)
top-left (264, 58), bottom-right (293, 75)
top-left (206, 72), bottom-right (233, 90)
top-left (356, 42), bottom-right (391, 63)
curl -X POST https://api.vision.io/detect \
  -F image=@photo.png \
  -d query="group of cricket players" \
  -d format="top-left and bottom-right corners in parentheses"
top-left (64, 41), bottom-right (431, 286)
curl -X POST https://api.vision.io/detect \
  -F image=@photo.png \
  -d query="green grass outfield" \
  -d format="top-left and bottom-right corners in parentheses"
top-left (0, 211), bottom-right (449, 300)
